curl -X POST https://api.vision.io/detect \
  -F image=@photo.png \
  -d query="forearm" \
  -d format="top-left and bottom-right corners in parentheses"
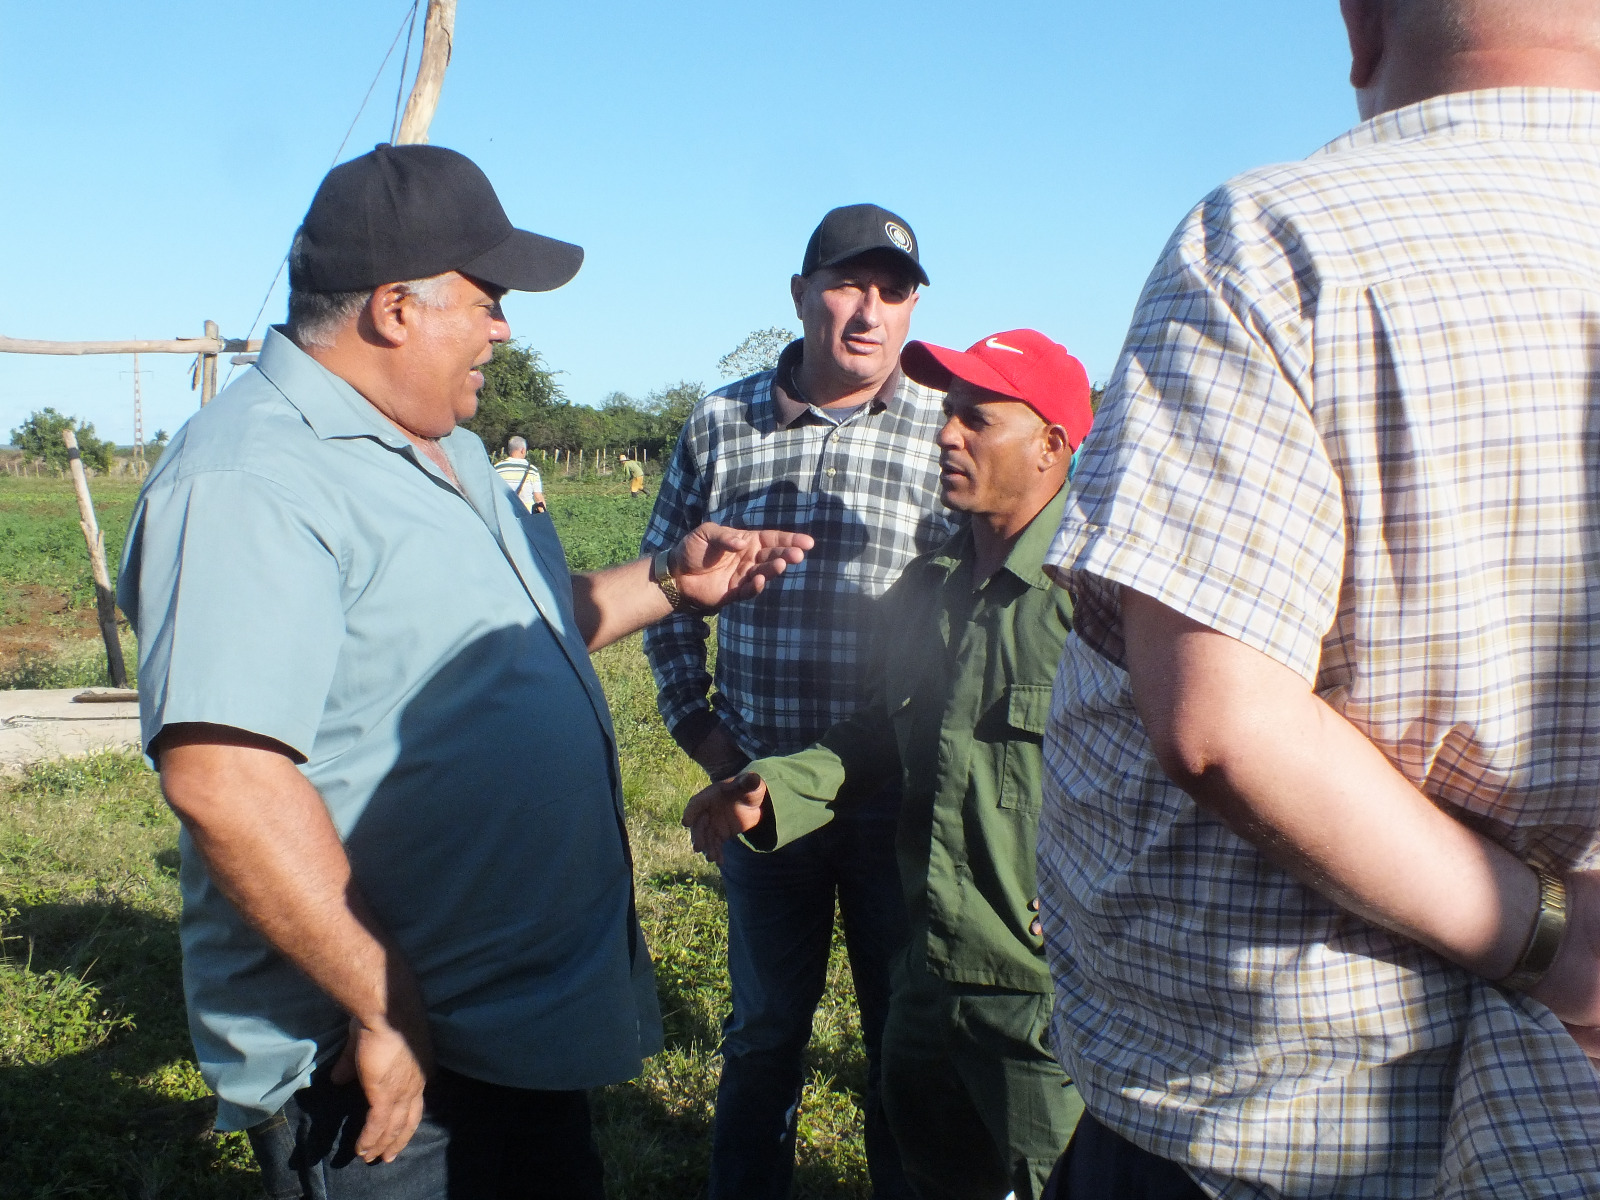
top-left (158, 727), bottom-right (424, 1028)
top-left (753, 708), bottom-right (898, 849)
top-left (571, 555), bottom-right (671, 652)
top-left (1123, 589), bottom-right (1538, 982)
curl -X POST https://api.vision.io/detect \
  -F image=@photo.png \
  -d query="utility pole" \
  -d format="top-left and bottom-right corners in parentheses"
top-left (395, 0), bottom-right (456, 144)
top-left (130, 352), bottom-right (145, 477)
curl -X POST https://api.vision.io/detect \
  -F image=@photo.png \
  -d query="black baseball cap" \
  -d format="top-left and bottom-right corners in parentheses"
top-left (289, 143), bottom-right (584, 294)
top-left (801, 203), bottom-right (928, 286)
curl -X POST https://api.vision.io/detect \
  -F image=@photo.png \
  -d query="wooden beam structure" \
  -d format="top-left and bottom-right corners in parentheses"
top-left (0, 334), bottom-right (261, 356)
top-left (395, 0), bottom-right (456, 144)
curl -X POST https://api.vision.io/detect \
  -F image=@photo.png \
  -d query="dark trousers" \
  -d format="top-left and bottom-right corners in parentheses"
top-left (1040, 1111), bottom-right (1208, 1200)
top-left (246, 1066), bottom-right (605, 1200)
top-left (882, 955), bottom-right (1082, 1200)
top-left (711, 815), bottom-right (913, 1200)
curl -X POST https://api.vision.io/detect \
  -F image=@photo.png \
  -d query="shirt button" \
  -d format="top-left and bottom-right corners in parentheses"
top-left (830, 431), bottom-right (841, 444)
top-left (825, 467), bottom-right (837, 477)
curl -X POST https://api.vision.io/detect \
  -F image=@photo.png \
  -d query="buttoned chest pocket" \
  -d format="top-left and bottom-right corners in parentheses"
top-left (998, 684), bottom-right (1051, 812)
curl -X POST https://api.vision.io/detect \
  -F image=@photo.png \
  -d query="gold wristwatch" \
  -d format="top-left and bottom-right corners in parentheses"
top-left (652, 549), bottom-right (706, 614)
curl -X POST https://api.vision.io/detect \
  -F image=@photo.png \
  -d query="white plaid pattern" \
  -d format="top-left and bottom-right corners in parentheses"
top-left (643, 363), bottom-right (954, 757)
top-left (1041, 90), bottom-right (1600, 1198)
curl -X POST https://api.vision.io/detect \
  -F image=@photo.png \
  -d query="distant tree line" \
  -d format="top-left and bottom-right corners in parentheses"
top-left (8, 408), bottom-right (168, 476)
top-left (463, 341), bottom-right (704, 461)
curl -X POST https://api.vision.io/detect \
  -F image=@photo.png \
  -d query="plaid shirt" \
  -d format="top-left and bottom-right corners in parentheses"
top-left (642, 341), bottom-right (954, 760)
top-left (1041, 90), bottom-right (1600, 1199)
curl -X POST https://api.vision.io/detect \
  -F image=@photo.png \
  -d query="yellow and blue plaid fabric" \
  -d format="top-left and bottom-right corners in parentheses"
top-left (1040, 89), bottom-right (1600, 1198)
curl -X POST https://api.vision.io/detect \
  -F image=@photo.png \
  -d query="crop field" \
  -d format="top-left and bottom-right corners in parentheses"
top-left (0, 472), bottom-right (873, 1198)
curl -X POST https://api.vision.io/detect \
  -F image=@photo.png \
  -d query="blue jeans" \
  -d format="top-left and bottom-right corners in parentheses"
top-left (711, 812), bottom-right (914, 1200)
top-left (245, 1066), bottom-right (605, 1200)
top-left (1039, 1112), bottom-right (1207, 1200)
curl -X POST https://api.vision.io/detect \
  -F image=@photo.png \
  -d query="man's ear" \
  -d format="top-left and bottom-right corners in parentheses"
top-left (790, 274), bottom-right (807, 318)
top-left (1340, 0), bottom-right (1384, 90)
top-left (1038, 424), bottom-right (1071, 471)
top-left (364, 282), bottom-right (411, 347)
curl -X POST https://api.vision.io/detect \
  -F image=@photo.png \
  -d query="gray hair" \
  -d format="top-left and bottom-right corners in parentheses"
top-left (285, 233), bottom-right (455, 349)
top-left (507, 435), bottom-right (528, 454)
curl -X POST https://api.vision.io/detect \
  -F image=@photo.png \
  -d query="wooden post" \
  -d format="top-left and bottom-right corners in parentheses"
top-left (395, 0), bottom-right (457, 145)
top-left (62, 430), bottom-right (129, 689)
top-left (200, 320), bottom-right (220, 405)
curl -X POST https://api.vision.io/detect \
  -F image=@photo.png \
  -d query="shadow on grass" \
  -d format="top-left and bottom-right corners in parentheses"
top-left (0, 897), bottom-right (257, 1200)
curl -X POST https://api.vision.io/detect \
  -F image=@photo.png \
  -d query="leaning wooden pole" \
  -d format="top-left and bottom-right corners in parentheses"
top-left (61, 430), bottom-right (129, 689)
top-left (395, 0), bottom-right (457, 144)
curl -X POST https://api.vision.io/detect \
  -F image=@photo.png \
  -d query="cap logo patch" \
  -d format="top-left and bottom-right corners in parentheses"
top-left (984, 337), bottom-right (1025, 355)
top-left (885, 222), bottom-right (913, 253)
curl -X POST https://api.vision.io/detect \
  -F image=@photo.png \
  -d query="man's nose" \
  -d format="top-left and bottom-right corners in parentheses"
top-left (935, 416), bottom-right (961, 448)
top-left (851, 286), bottom-right (885, 328)
top-left (490, 306), bottom-right (511, 341)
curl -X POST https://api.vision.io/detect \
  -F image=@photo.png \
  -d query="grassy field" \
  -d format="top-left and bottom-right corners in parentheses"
top-left (0, 472), bottom-right (873, 1198)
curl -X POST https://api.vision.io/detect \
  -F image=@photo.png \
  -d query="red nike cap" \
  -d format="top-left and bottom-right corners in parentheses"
top-left (901, 329), bottom-right (1092, 449)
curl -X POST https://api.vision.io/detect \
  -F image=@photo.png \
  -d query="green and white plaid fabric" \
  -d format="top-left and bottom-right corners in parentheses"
top-left (1040, 89), bottom-right (1600, 1198)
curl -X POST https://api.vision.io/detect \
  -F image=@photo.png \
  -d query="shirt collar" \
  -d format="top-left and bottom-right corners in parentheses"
top-left (1316, 87), bottom-right (1600, 160)
top-left (769, 337), bottom-right (909, 430)
top-left (929, 484), bottom-right (1069, 593)
top-left (254, 326), bottom-right (472, 454)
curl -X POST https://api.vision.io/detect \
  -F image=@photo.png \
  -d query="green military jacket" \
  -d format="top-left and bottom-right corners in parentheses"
top-left (751, 486), bottom-right (1071, 992)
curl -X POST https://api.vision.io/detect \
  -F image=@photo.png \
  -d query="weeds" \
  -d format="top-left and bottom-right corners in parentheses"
top-left (0, 635), bottom-right (138, 690)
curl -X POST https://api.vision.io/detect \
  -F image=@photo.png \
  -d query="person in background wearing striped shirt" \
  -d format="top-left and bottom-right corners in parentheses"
top-left (643, 205), bottom-right (956, 1200)
top-left (493, 435), bottom-right (545, 513)
top-left (1036, 1), bottom-right (1600, 1197)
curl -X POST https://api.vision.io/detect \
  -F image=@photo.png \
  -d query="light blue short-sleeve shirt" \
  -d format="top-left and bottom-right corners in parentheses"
top-left (118, 328), bottom-right (662, 1130)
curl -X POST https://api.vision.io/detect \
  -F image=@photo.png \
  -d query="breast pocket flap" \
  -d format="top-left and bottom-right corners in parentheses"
top-left (1004, 684), bottom-right (1053, 737)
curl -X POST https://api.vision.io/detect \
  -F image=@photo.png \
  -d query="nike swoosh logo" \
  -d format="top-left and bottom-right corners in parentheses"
top-left (985, 338), bottom-right (1024, 354)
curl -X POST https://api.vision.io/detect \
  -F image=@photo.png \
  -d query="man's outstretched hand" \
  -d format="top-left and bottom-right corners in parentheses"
top-left (669, 525), bottom-right (813, 612)
top-left (682, 772), bottom-right (769, 864)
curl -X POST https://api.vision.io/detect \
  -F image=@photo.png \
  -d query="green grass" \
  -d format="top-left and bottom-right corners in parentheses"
top-left (0, 473), bottom-right (873, 1198)
top-left (545, 470), bottom-right (662, 571)
top-left (0, 475), bottom-right (140, 625)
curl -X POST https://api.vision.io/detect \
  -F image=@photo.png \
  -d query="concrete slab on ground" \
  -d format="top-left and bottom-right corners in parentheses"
top-left (0, 688), bottom-right (142, 775)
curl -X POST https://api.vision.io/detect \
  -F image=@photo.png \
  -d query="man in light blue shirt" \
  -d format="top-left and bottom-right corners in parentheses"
top-left (118, 143), bottom-right (809, 1199)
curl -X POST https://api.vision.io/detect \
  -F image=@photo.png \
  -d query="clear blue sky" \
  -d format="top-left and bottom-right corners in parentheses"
top-left (0, 1), bottom-right (1358, 445)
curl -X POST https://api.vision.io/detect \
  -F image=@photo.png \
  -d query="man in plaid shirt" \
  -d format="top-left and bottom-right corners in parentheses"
top-left (643, 204), bottom-right (954, 1199)
top-left (1038, 2), bottom-right (1600, 1197)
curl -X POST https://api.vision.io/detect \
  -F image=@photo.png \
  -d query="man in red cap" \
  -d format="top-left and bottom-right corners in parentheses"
top-left (683, 330), bottom-right (1093, 1200)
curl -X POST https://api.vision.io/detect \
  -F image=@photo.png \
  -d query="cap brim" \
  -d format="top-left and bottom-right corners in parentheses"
top-left (461, 228), bottom-right (585, 292)
top-left (901, 341), bottom-right (1027, 401)
top-left (814, 246), bottom-right (930, 287)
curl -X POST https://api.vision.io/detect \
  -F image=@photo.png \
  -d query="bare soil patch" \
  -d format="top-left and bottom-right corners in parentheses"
top-left (0, 583), bottom-right (99, 661)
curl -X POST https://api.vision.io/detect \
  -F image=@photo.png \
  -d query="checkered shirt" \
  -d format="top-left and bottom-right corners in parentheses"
top-left (642, 353), bottom-right (954, 759)
top-left (1040, 89), bottom-right (1600, 1199)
